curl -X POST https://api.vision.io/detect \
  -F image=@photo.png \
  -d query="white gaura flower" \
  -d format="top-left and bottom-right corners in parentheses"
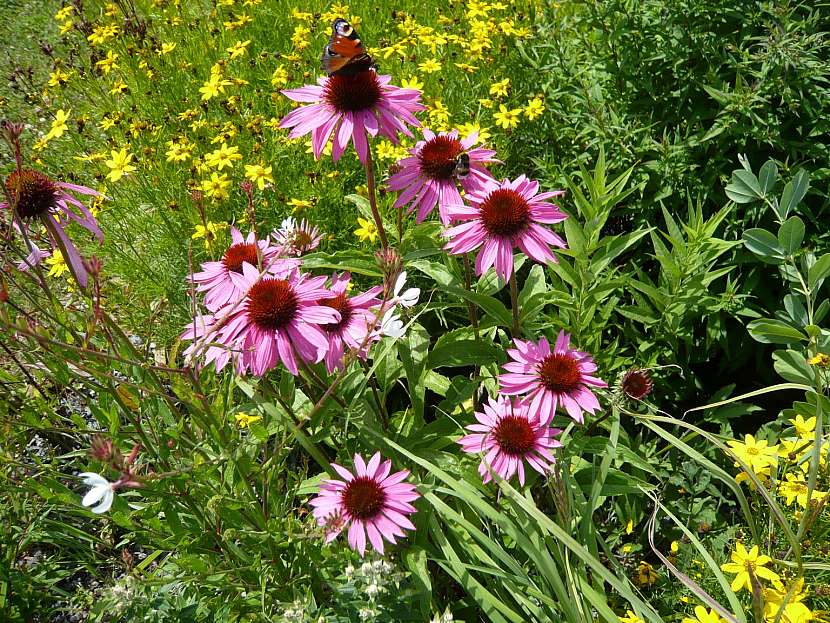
top-left (392, 271), bottom-right (420, 308)
top-left (79, 472), bottom-right (115, 514)
top-left (378, 308), bottom-right (405, 339)
top-left (279, 216), bottom-right (296, 233)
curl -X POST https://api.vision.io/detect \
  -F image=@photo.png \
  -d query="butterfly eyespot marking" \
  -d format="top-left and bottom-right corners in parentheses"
top-left (320, 17), bottom-right (375, 76)
top-left (334, 19), bottom-right (355, 37)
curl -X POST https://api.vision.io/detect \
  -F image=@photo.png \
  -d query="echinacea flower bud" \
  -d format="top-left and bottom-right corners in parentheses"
top-left (0, 119), bottom-right (25, 145)
top-left (375, 246), bottom-right (402, 289)
top-left (621, 368), bottom-right (653, 401)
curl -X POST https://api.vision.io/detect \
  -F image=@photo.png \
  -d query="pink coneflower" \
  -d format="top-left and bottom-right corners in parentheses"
top-left (273, 217), bottom-right (323, 257)
top-left (458, 395), bottom-right (562, 486)
top-left (317, 272), bottom-right (382, 373)
top-left (3, 168), bottom-right (103, 287)
top-left (310, 452), bottom-right (419, 556)
top-left (279, 70), bottom-right (424, 164)
top-left (499, 331), bottom-right (607, 425)
top-left (388, 128), bottom-right (497, 225)
top-left (191, 227), bottom-right (297, 312)
top-left (182, 264), bottom-right (340, 376)
top-left (443, 175), bottom-right (567, 280)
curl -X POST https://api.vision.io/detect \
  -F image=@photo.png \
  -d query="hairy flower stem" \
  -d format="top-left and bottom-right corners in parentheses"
top-left (509, 269), bottom-right (520, 337)
top-left (363, 145), bottom-right (389, 250)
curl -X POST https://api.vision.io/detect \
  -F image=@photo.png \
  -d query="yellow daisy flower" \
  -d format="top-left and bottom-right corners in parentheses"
top-left (720, 542), bottom-right (780, 593)
top-left (104, 147), bottom-right (136, 182)
top-left (354, 217), bottom-right (378, 243)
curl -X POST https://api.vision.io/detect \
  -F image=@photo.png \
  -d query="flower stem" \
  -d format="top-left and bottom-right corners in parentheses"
top-left (361, 360), bottom-right (388, 428)
top-left (509, 269), bottom-right (520, 337)
top-left (363, 144), bottom-right (389, 250)
top-left (462, 254), bottom-right (480, 340)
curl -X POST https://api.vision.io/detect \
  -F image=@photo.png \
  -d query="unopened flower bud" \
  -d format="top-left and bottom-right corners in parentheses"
top-left (0, 119), bottom-right (25, 144)
top-left (621, 368), bottom-right (653, 401)
top-left (90, 433), bottom-right (119, 463)
top-left (82, 255), bottom-right (103, 279)
top-left (375, 247), bottom-right (402, 289)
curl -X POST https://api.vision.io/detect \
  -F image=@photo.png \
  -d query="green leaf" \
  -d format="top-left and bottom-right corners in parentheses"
top-left (808, 253), bottom-right (830, 290)
top-left (409, 259), bottom-right (458, 287)
top-left (398, 323), bottom-right (430, 421)
top-left (573, 468), bottom-right (654, 496)
top-left (518, 264), bottom-right (546, 308)
top-left (563, 217), bottom-right (587, 255)
top-left (778, 169), bottom-right (809, 220)
top-left (444, 285), bottom-right (512, 327)
top-left (426, 340), bottom-right (503, 368)
top-left (747, 319), bottom-right (806, 344)
top-left (592, 228), bottom-right (651, 274)
top-left (403, 548), bottom-right (433, 618)
top-left (758, 160), bottom-right (778, 195)
top-left (296, 473), bottom-right (325, 496)
top-left (302, 251), bottom-right (382, 277)
top-left (772, 350), bottom-right (814, 385)
top-left (742, 228), bottom-right (785, 264)
top-left (725, 170), bottom-right (763, 204)
top-left (777, 217), bottom-right (804, 255)
top-left (783, 294), bottom-right (808, 326)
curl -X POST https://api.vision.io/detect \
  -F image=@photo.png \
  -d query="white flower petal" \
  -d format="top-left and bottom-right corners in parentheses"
top-left (399, 287), bottom-right (420, 307)
top-left (92, 489), bottom-right (115, 514)
top-left (79, 472), bottom-right (108, 487)
top-left (79, 472), bottom-right (115, 514)
top-left (393, 271), bottom-right (407, 297)
top-left (380, 309), bottom-right (405, 339)
top-left (81, 484), bottom-right (108, 508)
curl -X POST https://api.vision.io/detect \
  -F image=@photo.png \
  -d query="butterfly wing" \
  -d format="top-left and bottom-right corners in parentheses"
top-left (320, 18), bottom-right (375, 76)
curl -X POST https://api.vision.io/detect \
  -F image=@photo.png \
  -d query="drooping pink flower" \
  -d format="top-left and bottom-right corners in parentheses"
top-left (317, 272), bottom-right (383, 373)
top-left (388, 128), bottom-right (497, 225)
top-left (458, 395), bottom-right (562, 486)
top-left (3, 168), bottom-right (103, 287)
top-left (273, 217), bottom-right (323, 257)
top-left (181, 310), bottom-right (239, 372)
top-left (182, 264), bottom-right (340, 376)
top-left (279, 69), bottom-right (424, 164)
top-left (443, 175), bottom-right (567, 280)
top-left (499, 331), bottom-right (607, 425)
top-left (16, 243), bottom-right (51, 271)
top-left (310, 452), bottom-right (419, 557)
top-left (191, 227), bottom-right (297, 312)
